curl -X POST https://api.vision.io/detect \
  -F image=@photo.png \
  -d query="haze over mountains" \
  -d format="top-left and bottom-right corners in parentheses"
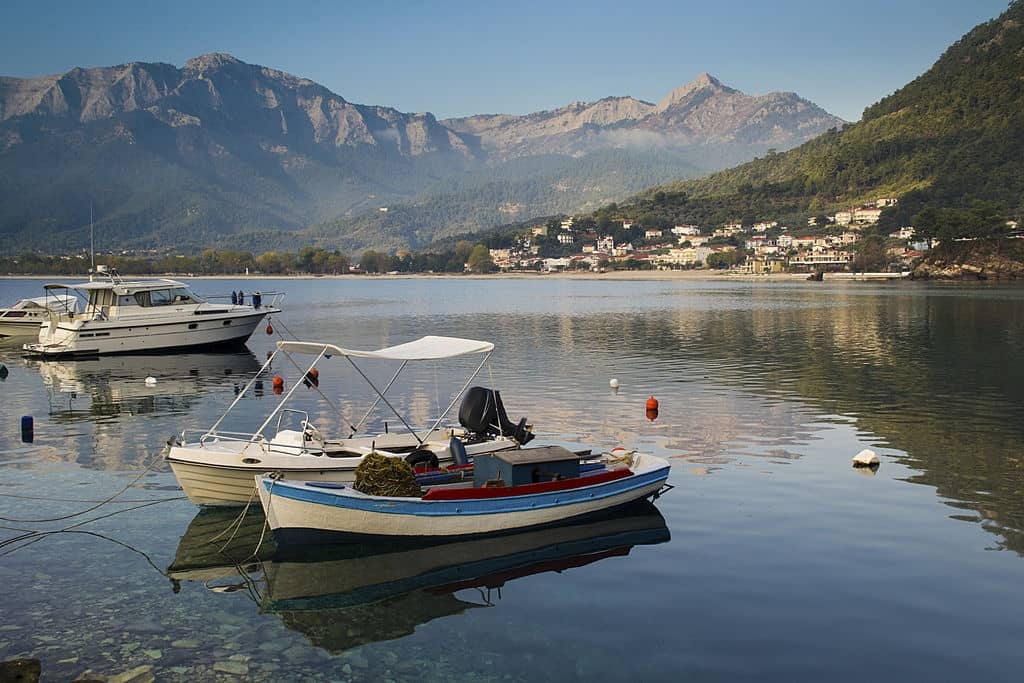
top-left (0, 54), bottom-right (842, 254)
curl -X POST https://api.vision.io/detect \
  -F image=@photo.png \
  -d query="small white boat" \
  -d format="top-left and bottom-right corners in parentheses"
top-left (167, 335), bottom-right (534, 506)
top-left (23, 267), bottom-right (281, 357)
top-left (0, 294), bottom-right (78, 337)
top-left (255, 447), bottom-right (671, 544)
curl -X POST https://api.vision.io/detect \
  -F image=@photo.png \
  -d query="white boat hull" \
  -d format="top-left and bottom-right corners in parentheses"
top-left (25, 309), bottom-right (274, 356)
top-left (257, 454), bottom-right (671, 543)
top-left (0, 319), bottom-right (44, 337)
top-left (168, 434), bottom-right (519, 506)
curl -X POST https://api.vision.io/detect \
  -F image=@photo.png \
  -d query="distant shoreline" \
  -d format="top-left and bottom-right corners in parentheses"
top-left (0, 271), bottom-right (889, 282)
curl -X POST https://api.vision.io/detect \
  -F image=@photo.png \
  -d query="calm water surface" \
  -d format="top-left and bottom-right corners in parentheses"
top-left (1, 277), bottom-right (1023, 681)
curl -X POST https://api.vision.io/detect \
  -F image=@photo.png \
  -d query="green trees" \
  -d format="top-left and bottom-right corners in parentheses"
top-left (467, 245), bottom-right (495, 273)
top-left (913, 202), bottom-right (1009, 243)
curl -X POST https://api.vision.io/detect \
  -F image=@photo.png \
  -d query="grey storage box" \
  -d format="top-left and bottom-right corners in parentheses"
top-left (473, 445), bottom-right (580, 487)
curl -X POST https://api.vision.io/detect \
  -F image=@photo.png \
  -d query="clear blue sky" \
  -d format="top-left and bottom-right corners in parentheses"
top-left (0, 0), bottom-right (1010, 122)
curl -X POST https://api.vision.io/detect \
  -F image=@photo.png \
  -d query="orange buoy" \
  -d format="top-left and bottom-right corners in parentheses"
top-left (272, 375), bottom-right (284, 391)
top-left (308, 368), bottom-right (319, 379)
top-left (646, 395), bottom-right (659, 411)
top-left (646, 407), bottom-right (659, 422)
top-left (266, 323), bottom-right (274, 335)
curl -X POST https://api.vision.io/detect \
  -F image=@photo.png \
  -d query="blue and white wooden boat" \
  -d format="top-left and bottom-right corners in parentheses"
top-left (255, 446), bottom-right (671, 544)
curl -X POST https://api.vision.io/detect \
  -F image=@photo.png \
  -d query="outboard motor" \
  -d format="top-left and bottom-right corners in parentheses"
top-left (458, 387), bottom-right (534, 445)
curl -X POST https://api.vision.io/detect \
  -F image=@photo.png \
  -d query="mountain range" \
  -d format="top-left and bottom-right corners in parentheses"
top-left (0, 54), bottom-right (842, 254)
top-left (604, 0), bottom-right (1024, 237)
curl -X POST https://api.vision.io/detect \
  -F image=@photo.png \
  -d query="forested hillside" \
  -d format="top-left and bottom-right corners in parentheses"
top-left (609, 1), bottom-right (1024, 232)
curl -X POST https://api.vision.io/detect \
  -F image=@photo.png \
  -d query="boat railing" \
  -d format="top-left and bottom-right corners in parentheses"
top-left (184, 428), bottom-right (267, 445)
top-left (202, 291), bottom-right (286, 309)
top-left (275, 409), bottom-right (311, 435)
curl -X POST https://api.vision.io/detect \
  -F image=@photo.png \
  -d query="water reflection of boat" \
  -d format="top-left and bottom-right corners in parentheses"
top-left (261, 502), bottom-right (670, 652)
top-left (29, 350), bottom-right (262, 421)
top-left (166, 507), bottom-right (275, 586)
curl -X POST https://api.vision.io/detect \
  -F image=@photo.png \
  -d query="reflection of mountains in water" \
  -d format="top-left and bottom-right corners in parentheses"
top-left (169, 502), bottom-right (669, 653)
top-left (30, 350), bottom-right (262, 421)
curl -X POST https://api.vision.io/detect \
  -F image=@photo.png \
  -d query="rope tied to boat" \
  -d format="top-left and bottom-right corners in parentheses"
top-left (604, 448), bottom-right (637, 470)
top-left (0, 447), bottom-right (170, 523)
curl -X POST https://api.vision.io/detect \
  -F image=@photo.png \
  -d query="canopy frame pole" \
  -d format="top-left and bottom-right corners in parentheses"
top-left (344, 356), bottom-right (423, 444)
top-left (252, 348), bottom-right (328, 441)
top-left (205, 349), bottom-right (280, 437)
top-left (350, 361), bottom-right (407, 435)
top-left (421, 351), bottom-right (492, 442)
top-left (276, 345), bottom-right (358, 434)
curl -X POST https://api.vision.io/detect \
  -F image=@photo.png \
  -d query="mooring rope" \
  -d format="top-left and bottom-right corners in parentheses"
top-left (0, 496), bottom-right (181, 556)
top-left (0, 449), bottom-right (170, 524)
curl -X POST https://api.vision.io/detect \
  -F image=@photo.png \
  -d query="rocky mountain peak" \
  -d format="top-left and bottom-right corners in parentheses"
top-left (183, 53), bottom-right (244, 73)
top-left (655, 72), bottom-right (732, 112)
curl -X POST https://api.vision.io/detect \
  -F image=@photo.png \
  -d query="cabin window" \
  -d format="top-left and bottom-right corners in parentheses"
top-left (134, 291), bottom-right (152, 307)
top-left (146, 288), bottom-right (196, 306)
top-left (150, 289), bottom-right (174, 306)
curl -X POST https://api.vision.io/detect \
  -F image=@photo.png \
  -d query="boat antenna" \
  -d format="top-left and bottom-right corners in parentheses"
top-left (89, 201), bottom-right (95, 282)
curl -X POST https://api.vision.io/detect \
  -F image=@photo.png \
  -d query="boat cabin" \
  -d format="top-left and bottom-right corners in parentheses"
top-left (473, 445), bottom-right (581, 487)
top-left (43, 279), bottom-right (203, 321)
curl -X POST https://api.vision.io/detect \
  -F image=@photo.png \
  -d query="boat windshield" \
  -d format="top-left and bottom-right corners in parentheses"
top-left (134, 287), bottom-right (199, 307)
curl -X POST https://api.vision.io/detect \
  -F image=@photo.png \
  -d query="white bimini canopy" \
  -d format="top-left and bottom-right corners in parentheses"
top-left (11, 295), bottom-right (79, 312)
top-left (277, 335), bottom-right (494, 361)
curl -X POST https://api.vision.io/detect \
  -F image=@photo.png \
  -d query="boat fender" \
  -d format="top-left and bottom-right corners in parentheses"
top-left (406, 449), bottom-right (439, 470)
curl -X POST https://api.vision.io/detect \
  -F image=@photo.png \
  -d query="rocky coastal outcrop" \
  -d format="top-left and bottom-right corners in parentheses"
top-left (912, 241), bottom-right (1024, 280)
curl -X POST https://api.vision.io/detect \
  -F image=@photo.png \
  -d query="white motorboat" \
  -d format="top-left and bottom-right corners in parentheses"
top-left (22, 267), bottom-right (281, 356)
top-left (167, 335), bottom-right (535, 506)
top-left (0, 294), bottom-right (79, 337)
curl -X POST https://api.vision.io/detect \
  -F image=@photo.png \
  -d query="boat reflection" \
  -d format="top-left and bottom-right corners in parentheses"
top-left (169, 502), bottom-right (670, 652)
top-left (27, 350), bottom-right (262, 421)
top-left (166, 507), bottom-right (275, 591)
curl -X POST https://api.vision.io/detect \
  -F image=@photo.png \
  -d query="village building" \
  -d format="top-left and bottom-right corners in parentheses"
top-left (853, 207), bottom-right (882, 223)
top-left (672, 225), bottom-right (701, 236)
top-left (890, 226), bottom-right (916, 240)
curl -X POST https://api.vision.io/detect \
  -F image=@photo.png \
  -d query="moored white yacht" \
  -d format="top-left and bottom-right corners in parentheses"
top-left (22, 267), bottom-right (281, 357)
top-left (0, 294), bottom-right (79, 338)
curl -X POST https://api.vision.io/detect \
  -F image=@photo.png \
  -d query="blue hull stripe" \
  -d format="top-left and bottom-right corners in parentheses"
top-left (261, 466), bottom-right (669, 517)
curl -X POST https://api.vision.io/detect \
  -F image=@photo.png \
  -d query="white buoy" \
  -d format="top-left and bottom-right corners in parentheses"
top-left (852, 448), bottom-right (879, 467)
top-left (609, 378), bottom-right (619, 389)
top-left (145, 376), bottom-right (157, 386)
